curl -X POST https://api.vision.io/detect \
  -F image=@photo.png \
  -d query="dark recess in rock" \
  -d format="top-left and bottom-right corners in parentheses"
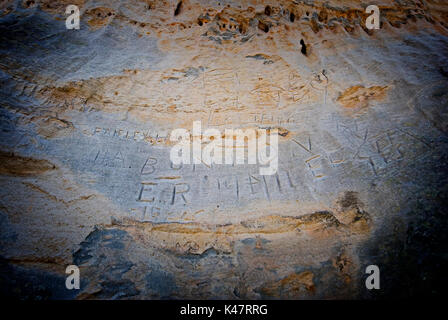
top-left (265, 5), bottom-right (271, 16)
top-left (258, 21), bottom-right (269, 33)
top-left (174, 1), bottom-right (182, 16)
top-left (300, 39), bottom-right (307, 55)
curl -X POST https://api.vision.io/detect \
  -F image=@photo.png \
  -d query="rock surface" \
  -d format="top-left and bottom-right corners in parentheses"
top-left (0, 0), bottom-right (447, 299)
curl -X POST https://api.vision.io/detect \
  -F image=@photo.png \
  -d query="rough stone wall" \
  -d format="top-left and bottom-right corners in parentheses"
top-left (0, 0), bottom-right (447, 299)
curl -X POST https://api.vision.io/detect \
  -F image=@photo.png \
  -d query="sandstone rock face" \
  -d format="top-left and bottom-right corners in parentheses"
top-left (0, 0), bottom-right (447, 299)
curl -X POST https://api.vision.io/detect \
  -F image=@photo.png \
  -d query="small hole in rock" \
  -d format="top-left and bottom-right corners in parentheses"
top-left (290, 12), bottom-right (295, 22)
top-left (259, 21), bottom-right (269, 33)
top-left (265, 5), bottom-right (271, 16)
top-left (300, 39), bottom-right (307, 55)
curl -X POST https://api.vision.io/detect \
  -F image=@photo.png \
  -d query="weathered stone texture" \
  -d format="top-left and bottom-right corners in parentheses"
top-left (0, 0), bottom-right (447, 299)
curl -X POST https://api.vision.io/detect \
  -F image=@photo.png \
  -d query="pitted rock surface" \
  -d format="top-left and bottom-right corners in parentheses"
top-left (0, 0), bottom-right (447, 299)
